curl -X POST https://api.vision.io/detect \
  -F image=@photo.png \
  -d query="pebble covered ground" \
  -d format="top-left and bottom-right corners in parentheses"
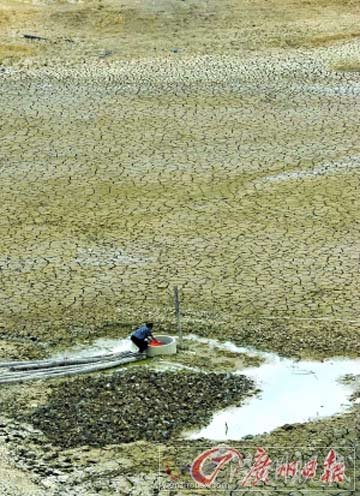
top-left (6, 370), bottom-right (255, 446)
top-left (0, 0), bottom-right (360, 494)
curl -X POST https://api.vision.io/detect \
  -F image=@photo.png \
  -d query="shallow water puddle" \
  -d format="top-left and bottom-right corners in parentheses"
top-left (183, 336), bottom-right (360, 440)
top-left (54, 337), bottom-right (136, 359)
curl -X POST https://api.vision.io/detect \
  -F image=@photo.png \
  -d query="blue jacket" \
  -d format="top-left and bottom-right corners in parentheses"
top-left (132, 324), bottom-right (152, 340)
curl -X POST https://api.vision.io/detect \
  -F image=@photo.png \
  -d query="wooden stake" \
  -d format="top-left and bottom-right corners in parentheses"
top-left (174, 286), bottom-right (182, 346)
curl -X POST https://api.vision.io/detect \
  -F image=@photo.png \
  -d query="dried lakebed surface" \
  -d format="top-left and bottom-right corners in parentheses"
top-left (1, 0), bottom-right (360, 493)
top-left (1, 14), bottom-right (360, 362)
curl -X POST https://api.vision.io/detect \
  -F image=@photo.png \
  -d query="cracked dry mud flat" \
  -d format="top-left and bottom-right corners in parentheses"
top-left (0, 0), bottom-right (360, 494)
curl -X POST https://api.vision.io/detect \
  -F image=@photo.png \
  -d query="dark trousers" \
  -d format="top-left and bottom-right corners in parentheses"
top-left (131, 335), bottom-right (148, 353)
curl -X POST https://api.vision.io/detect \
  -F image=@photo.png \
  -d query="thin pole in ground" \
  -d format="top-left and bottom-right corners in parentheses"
top-left (173, 286), bottom-right (182, 347)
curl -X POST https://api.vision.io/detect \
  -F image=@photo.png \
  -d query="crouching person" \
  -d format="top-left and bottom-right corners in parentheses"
top-left (130, 322), bottom-right (154, 353)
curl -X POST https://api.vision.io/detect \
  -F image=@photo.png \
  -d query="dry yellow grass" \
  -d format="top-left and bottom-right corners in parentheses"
top-left (0, 3), bottom-right (39, 27)
top-left (1, 0), bottom-right (360, 61)
top-left (48, 5), bottom-right (124, 34)
top-left (331, 58), bottom-right (360, 72)
top-left (0, 42), bottom-right (36, 62)
top-left (282, 31), bottom-right (360, 49)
